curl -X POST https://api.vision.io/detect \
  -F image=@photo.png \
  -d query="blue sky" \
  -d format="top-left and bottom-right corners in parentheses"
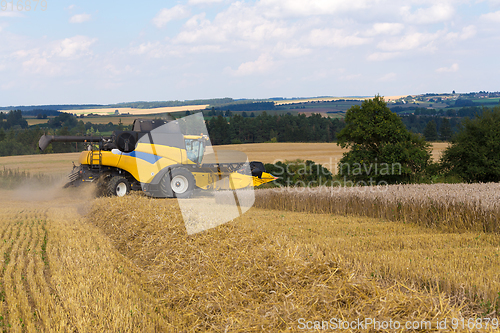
top-left (1, 0), bottom-right (500, 106)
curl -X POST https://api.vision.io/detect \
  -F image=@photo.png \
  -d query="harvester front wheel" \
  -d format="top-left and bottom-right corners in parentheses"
top-left (107, 176), bottom-right (130, 197)
top-left (161, 168), bottom-right (194, 198)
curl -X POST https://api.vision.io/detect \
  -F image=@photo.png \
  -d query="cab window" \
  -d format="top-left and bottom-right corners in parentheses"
top-left (185, 139), bottom-right (204, 163)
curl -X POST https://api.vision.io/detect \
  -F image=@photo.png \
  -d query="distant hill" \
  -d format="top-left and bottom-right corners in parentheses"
top-left (2, 92), bottom-right (499, 114)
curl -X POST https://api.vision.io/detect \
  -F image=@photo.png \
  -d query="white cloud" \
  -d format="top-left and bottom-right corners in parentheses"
top-left (401, 3), bottom-right (455, 24)
top-left (0, 11), bottom-right (24, 17)
top-left (130, 41), bottom-right (161, 56)
top-left (340, 73), bottom-right (362, 81)
top-left (366, 23), bottom-right (404, 36)
top-left (273, 42), bottom-right (311, 57)
top-left (378, 72), bottom-right (397, 82)
top-left (129, 41), bottom-right (174, 58)
top-left (367, 52), bottom-right (401, 61)
top-left (69, 13), bottom-right (91, 23)
top-left (152, 5), bottom-right (189, 28)
top-left (436, 63), bottom-right (459, 73)
top-left (227, 54), bottom-right (274, 76)
top-left (174, 2), bottom-right (293, 46)
top-left (460, 25), bottom-right (477, 39)
top-left (175, 13), bottom-right (222, 44)
top-left (377, 32), bottom-right (440, 51)
top-left (12, 48), bottom-right (37, 58)
top-left (22, 57), bottom-right (61, 76)
top-left (446, 25), bottom-right (477, 41)
top-left (258, 0), bottom-right (370, 18)
top-left (6, 35), bottom-right (97, 76)
top-left (189, 0), bottom-right (224, 4)
top-left (52, 36), bottom-right (97, 58)
top-left (480, 10), bottom-right (500, 22)
top-left (309, 29), bottom-right (370, 47)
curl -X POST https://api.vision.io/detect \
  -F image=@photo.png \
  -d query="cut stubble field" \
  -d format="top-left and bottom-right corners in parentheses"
top-left (0, 187), bottom-right (496, 331)
top-left (0, 187), bottom-right (489, 331)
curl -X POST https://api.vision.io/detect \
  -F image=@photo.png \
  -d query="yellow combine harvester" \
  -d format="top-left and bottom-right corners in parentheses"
top-left (38, 118), bottom-right (276, 198)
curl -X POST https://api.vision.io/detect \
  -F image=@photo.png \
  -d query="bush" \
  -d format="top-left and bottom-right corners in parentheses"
top-left (263, 159), bottom-right (332, 187)
top-left (441, 106), bottom-right (500, 182)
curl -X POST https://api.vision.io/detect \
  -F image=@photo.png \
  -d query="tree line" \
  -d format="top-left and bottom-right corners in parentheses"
top-left (206, 112), bottom-right (344, 145)
top-left (318, 96), bottom-right (500, 185)
top-left (0, 111), bottom-right (129, 156)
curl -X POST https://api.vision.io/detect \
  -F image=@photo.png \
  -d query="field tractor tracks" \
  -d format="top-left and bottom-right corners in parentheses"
top-left (0, 190), bottom-right (171, 332)
top-left (0, 209), bottom-right (70, 332)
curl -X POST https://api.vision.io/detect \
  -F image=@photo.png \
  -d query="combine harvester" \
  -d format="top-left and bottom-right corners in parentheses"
top-left (38, 116), bottom-right (276, 198)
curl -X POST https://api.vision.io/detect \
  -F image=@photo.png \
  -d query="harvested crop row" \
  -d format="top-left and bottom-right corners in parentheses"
top-left (254, 183), bottom-right (500, 233)
top-left (88, 194), bottom-right (477, 331)
top-left (0, 211), bottom-right (51, 331)
top-left (0, 187), bottom-right (172, 331)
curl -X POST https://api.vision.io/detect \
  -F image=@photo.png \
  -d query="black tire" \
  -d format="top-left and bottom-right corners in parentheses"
top-left (159, 168), bottom-right (195, 198)
top-left (106, 176), bottom-right (130, 197)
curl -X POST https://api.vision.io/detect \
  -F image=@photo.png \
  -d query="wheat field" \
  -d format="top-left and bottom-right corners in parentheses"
top-left (59, 105), bottom-right (209, 116)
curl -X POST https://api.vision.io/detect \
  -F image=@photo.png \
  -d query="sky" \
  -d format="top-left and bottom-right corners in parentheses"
top-left (1, 0), bottom-right (500, 106)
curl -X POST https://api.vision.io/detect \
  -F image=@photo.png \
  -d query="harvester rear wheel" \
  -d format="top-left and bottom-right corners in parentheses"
top-left (160, 168), bottom-right (194, 198)
top-left (107, 176), bottom-right (130, 197)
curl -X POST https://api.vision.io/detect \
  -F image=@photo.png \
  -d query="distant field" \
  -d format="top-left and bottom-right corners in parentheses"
top-left (0, 152), bottom-right (81, 175)
top-left (59, 105), bottom-right (208, 115)
top-left (27, 115), bottom-right (167, 126)
top-left (275, 97), bottom-right (368, 105)
top-left (215, 142), bottom-right (448, 171)
top-left (275, 95), bottom-right (408, 105)
top-left (0, 143), bottom-right (449, 175)
top-left (472, 97), bottom-right (500, 104)
top-left (25, 118), bottom-right (52, 126)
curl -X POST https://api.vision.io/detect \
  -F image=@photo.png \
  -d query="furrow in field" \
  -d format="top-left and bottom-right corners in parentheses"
top-left (3, 216), bottom-right (25, 331)
top-left (28, 218), bottom-right (46, 329)
top-left (38, 216), bottom-right (73, 332)
top-left (46, 205), bottom-right (169, 331)
top-left (27, 217), bottom-right (51, 331)
top-left (12, 217), bottom-right (38, 332)
top-left (0, 221), bottom-right (15, 330)
top-left (0, 216), bottom-right (11, 240)
top-left (22, 218), bottom-right (43, 331)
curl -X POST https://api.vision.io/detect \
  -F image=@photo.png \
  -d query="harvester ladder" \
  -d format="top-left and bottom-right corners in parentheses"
top-left (89, 148), bottom-right (102, 170)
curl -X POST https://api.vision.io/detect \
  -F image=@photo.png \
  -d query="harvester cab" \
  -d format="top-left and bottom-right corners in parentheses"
top-left (38, 116), bottom-right (277, 198)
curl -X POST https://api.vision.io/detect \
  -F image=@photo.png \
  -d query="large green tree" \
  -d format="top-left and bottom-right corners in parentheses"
top-left (441, 106), bottom-right (500, 182)
top-left (337, 95), bottom-right (431, 184)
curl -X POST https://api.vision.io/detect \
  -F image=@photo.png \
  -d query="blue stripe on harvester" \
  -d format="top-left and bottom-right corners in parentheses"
top-left (123, 151), bottom-right (162, 164)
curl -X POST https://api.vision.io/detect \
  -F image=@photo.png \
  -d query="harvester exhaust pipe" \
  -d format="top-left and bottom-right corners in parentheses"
top-left (38, 135), bottom-right (104, 151)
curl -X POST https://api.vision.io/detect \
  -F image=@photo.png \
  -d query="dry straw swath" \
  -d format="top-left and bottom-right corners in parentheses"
top-left (87, 194), bottom-right (487, 331)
